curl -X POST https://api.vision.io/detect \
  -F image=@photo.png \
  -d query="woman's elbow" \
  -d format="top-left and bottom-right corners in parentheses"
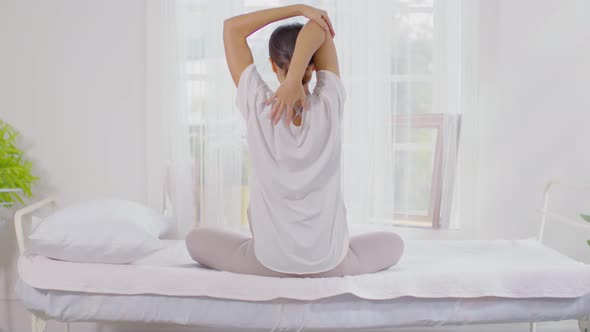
top-left (223, 18), bottom-right (245, 41)
top-left (223, 19), bottom-right (235, 35)
top-left (303, 20), bottom-right (327, 43)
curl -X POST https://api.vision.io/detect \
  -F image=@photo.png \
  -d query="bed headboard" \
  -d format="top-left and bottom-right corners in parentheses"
top-left (14, 190), bottom-right (171, 255)
top-left (14, 197), bottom-right (57, 255)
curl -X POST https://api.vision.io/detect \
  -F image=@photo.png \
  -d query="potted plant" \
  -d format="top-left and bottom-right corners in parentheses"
top-left (0, 119), bottom-right (38, 207)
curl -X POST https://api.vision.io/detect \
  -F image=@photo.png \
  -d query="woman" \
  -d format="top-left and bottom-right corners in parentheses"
top-left (185, 4), bottom-right (404, 278)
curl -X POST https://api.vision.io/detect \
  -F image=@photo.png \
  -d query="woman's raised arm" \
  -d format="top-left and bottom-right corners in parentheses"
top-left (267, 18), bottom-right (340, 125)
top-left (223, 5), bottom-right (334, 87)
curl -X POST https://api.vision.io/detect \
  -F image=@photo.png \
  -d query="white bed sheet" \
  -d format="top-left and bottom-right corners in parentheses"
top-left (17, 238), bottom-right (590, 301)
top-left (15, 279), bottom-right (590, 330)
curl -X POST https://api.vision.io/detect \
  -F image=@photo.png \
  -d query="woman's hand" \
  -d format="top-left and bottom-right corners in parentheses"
top-left (299, 5), bottom-right (335, 38)
top-left (265, 78), bottom-right (309, 125)
top-left (262, 5), bottom-right (334, 126)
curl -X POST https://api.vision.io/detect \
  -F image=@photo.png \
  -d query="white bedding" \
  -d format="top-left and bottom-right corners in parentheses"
top-left (14, 279), bottom-right (590, 329)
top-left (17, 238), bottom-right (590, 301)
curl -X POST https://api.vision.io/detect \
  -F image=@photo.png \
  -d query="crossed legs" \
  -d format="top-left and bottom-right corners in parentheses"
top-left (185, 225), bottom-right (404, 278)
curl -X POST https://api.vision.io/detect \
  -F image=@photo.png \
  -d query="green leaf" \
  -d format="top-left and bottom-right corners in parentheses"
top-left (581, 214), bottom-right (590, 223)
top-left (0, 119), bottom-right (38, 205)
top-left (587, 240), bottom-right (590, 247)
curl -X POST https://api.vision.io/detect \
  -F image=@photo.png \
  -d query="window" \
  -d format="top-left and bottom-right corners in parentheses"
top-left (388, 0), bottom-right (461, 228)
top-left (182, 0), bottom-right (463, 230)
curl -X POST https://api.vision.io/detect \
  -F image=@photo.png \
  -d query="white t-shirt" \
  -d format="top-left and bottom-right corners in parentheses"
top-left (236, 63), bottom-right (350, 274)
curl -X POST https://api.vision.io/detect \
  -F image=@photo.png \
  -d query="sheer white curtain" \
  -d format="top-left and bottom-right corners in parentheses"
top-left (147, 0), bottom-right (249, 237)
top-left (146, 0), bottom-right (197, 238)
top-left (334, 1), bottom-right (396, 225)
top-left (146, 0), bottom-right (469, 238)
top-left (185, 1), bottom-right (249, 231)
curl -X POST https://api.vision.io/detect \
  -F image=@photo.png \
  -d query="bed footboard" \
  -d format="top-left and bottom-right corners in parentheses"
top-left (539, 181), bottom-right (590, 332)
top-left (537, 180), bottom-right (590, 243)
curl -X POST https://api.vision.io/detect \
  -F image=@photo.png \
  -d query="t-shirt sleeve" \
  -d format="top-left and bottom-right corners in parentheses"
top-left (313, 70), bottom-right (347, 116)
top-left (235, 64), bottom-right (271, 121)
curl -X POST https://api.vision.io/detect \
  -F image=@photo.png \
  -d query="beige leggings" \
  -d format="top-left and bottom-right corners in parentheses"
top-left (185, 226), bottom-right (404, 278)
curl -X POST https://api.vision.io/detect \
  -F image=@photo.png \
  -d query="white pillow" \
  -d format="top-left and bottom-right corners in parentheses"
top-left (36, 199), bottom-right (171, 237)
top-left (27, 199), bottom-right (169, 264)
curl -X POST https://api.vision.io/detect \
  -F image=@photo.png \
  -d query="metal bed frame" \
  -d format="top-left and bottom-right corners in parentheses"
top-left (11, 180), bottom-right (590, 332)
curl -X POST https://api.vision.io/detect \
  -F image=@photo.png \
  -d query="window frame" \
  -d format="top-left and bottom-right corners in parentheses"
top-left (391, 113), bottom-right (445, 229)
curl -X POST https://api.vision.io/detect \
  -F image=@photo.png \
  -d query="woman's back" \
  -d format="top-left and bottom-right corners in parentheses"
top-left (236, 63), bottom-right (349, 274)
top-left (186, 5), bottom-right (403, 278)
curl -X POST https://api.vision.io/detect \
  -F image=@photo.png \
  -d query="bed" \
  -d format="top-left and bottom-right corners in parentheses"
top-left (12, 181), bottom-right (590, 332)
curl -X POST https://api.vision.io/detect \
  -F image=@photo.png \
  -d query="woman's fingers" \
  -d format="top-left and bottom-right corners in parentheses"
top-left (265, 91), bottom-right (277, 105)
top-left (301, 6), bottom-right (335, 37)
top-left (267, 83), bottom-right (311, 125)
top-left (285, 102), bottom-right (295, 125)
top-left (272, 101), bottom-right (285, 125)
top-left (313, 17), bottom-right (330, 33)
top-left (322, 14), bottom-right (335, 37)
top-left (270, 98), bottom-right (281, 119)
top-left (274, 101), bottom-right (285, 125)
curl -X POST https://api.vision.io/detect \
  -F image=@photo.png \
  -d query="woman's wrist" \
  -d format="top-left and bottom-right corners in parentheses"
top-left (285, 67), bottom-right (306, 83)
top-left (277, 4), bottom-right (304, 18)
top-left (292, 4), bottom-right (305, 16)
top-left (284, 75), bottom-right (302, 85)
top-left (226, 4), bottom-right (306, 39)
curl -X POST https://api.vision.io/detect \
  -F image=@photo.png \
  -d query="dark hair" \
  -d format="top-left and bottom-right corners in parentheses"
top-left (269, 23), bottom-right (313, 72)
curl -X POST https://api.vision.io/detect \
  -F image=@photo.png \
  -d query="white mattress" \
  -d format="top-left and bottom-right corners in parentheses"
top-left (14, 279), bottom-right (590, 329)
top-left (17, 238), bottom-right (590, 301)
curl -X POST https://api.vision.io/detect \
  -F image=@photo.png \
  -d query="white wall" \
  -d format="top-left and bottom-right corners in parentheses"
top-left (0, 0), bottom-right (147, 206)
top-left (475, 0), bottom-right (590, 261)
top-left (1, 0), bottom-right (590, 330)
top-left (0, 0), bottom-right (147, 301)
